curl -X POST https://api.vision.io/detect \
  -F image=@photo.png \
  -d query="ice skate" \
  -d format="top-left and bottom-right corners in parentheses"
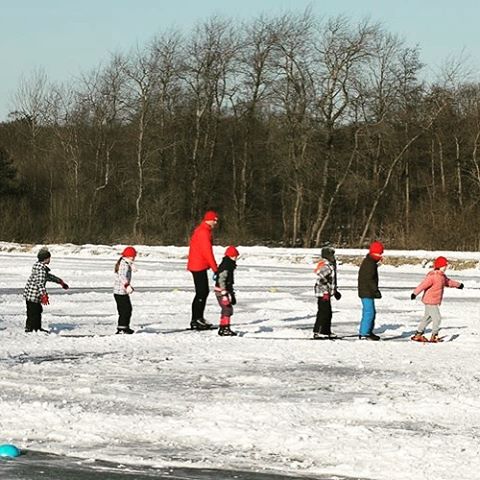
top-left (411, 332), bottom-right (428, 342)
top-left (218, 326), bottom-right (237, 336)
top-left (116, 327), bottom-right (134, 334)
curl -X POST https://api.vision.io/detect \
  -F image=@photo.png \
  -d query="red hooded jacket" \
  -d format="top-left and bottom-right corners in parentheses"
top-left (187, 222), bottom-right (218, 272)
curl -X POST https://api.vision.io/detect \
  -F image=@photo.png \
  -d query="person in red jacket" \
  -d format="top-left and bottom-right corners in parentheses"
top-left (410, 256), bottom-right (464, 343)
top-left (187, 210), bottom-right (219, 330)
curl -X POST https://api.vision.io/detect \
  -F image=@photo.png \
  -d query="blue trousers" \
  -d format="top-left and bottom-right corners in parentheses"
top-left (359, 298), bottom-right (376, 336)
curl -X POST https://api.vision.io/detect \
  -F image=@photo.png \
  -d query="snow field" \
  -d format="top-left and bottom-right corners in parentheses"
top-left (0, 245), bottom-right (479, 480)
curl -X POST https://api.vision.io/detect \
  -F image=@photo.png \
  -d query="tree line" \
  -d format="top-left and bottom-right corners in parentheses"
top-left (0, 11), bottom-right (479, 250)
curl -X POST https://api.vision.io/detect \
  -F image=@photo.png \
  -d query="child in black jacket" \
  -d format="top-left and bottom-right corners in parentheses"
top-left (23, 247), bottom-right (69, 333)
top-left (214, 246), bottom-right (239, 336)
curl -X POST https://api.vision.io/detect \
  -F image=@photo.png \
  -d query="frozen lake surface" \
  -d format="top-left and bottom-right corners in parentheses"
top-left (0, 244), bottom-right (479, 480)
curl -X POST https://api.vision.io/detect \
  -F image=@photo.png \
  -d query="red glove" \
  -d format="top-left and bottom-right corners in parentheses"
top-left (60, 280), bottom-right (69, 290)
top-left (321, 292), bottom-right (330, 301)
top-left (41, 294), bottom-right (49, 305)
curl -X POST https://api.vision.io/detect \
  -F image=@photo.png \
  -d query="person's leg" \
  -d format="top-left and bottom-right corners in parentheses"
top-left (429, 305), bottom-right (442, 336)
top-left (314, 298), bottom-right (332, 335)
top-left (191, 270), bottom-right (209, 321)
top-left (115, 294), bottom-right (132, 329)
top-left (359, 298), bottom-right (375, 336)
top-left (416, 307), bottom-right (433, 334)
top-left (26, 301), bottom-right (42, 331)
top-left (216, 292), bottom-right (236, 336)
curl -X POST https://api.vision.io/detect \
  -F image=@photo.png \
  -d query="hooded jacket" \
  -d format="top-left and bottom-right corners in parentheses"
top-left (413, 269), bottom-right (460, 305)
top-left (357, 254), bottom-right (381, 299)
top-left (187, 221), bottom-right (218, 272)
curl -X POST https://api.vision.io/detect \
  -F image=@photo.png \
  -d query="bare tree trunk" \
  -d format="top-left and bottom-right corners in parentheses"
top-left (454, 135), bottom-right (463, 206)
top-left (436, 134), bottom-right (446, 193)
top-left (133, 109), bottom-right (146, 237)
top-left (359, 133), bottom-right (422, 245)
top-left (313, 129), bottom-right (361, 246)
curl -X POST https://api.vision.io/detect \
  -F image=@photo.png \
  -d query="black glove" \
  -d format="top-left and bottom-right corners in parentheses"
top-left (230, 292), bottom-right (236, 305)
top-left (374, 290), bottom-right (382, 299)
top-left (458, 283), bottom-right (464, 290)
top-left (410, 293), bottom-right (416, 300)
top-left (334, 291), bottom-right (342, 300)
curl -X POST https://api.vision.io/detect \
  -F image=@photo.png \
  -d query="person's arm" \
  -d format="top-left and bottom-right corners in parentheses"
top-left (413, 276), bottom-right (433, 296)
top-left (445, 276), bottom-right (461, 288)
top-left (199, 228), bottom-right (218, 272)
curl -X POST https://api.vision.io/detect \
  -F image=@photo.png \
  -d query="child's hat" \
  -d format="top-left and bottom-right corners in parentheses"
top-left (434, 256), bottom-right (448, 269)
top-left (37, 247), bottom-right (51, 262)
top-left (321, 246), bottom-right (335, 262)
top-left (121, 246), bottom-right (137, 258)
top-left (203, 210), bottom-right (219, 222)
top-left (225, 246), bottom-right (239, 258)
top-left (369, 241), bottom-right (384, 258)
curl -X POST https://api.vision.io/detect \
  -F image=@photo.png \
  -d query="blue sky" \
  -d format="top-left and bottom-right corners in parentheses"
top-left (1, 0), bottom-right (479, 120)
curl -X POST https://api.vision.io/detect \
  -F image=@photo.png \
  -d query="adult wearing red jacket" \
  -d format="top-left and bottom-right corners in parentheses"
top-left (187, 210), bottom-right (219, 330)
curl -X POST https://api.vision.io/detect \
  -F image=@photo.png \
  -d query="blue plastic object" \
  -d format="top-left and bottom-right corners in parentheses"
top-left (0, 444), bottom-right (21, 457)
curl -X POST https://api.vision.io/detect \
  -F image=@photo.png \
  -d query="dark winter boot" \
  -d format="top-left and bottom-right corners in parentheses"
top-left (358, 333), bottom-right (380, 341)
top-left (218, 326), bottom-right (237, 336)
top-left (313, 332), bottom-right (337, 340)
top-left (116, 327), bottom-right (134, 334)
top-left (190, 319), bottom-right (212, 330)
top-left (429, 333), bottom-right (443, 343)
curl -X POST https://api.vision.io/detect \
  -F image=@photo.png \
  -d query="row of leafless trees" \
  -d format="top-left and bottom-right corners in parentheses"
top-left (0, 12), bottom-right (479, 249)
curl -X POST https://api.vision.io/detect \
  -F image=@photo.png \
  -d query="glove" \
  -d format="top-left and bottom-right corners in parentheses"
top-left (334, 291), bottom-right (342, 300)
top-left (212, 272), bottom-right (218, 282)
top-left (230, 292), bottom-right (237, 305)
top-left (321, 292), bottom-right (330, 301)
top-left (410, 293), bottom-right (416, 300)
top-left (41, 294), bottom-right (49, 305)
top-left (221, 295), bottom-right (230, 306)
top-left (374, 290), bottom-right (382, 299)
top-left (458, 283), bottom-right (464, 289)
top-left (125, 285), bottom-right (134, 294)
top-left (60, 280), bottom-right (69, 290)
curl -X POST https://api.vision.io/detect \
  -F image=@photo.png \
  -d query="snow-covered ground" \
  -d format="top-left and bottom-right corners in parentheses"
top-left (1, 243), bottom-right (480, 480)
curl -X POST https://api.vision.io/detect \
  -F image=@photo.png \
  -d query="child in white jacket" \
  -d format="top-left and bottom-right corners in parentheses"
top-left (313, 247), bottom-right (342, 339)
top-left (114, 246), bottom-right (137, 334)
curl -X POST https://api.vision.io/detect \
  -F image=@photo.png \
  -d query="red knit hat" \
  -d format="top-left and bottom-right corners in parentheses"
top-left (369, 241), bottom-right (384, 258)
top-left (225, 246), bottom-right (239, 258)
top-left (121, 246), bottom-right (137, 258)
top-left (203, 210), bottom-right (219, 222)
top-left (434, 256), bottom-right (448, 269)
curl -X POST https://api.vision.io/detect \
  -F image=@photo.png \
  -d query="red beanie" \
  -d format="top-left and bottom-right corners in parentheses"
top-left (203, 210), bottom-right (219, 222)
top-left (121, 246), bottom-right (137, 258)
top-left (225, 246), bottom-right (239, 258)
top-left (434, 256), bottom-right (448, 269)
top-left (369, 241), bottom-right (384, 258)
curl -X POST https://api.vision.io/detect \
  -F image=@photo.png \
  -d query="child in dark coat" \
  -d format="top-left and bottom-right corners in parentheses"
top-left (214, 246), bottom-right (239, 336)
top-left (313, 246), bottom-right (342, 339)
top-left (357, 241), bottom-right (384, 341)
top-left (23, 247), bottom-right (69, 333)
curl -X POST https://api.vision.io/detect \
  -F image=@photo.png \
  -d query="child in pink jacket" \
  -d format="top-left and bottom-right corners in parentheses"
top-left (410, 256), bottom-right (464, 342)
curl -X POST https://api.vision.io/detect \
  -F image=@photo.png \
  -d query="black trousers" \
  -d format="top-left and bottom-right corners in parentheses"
top-left (114, 294), bottom-right (132, 328)
top-left (26, 301), bottom-right (43, 331)
top-left (313, 298), bottom-right (332, 334)
top-left (191, 270), bottom-right (209, 321)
